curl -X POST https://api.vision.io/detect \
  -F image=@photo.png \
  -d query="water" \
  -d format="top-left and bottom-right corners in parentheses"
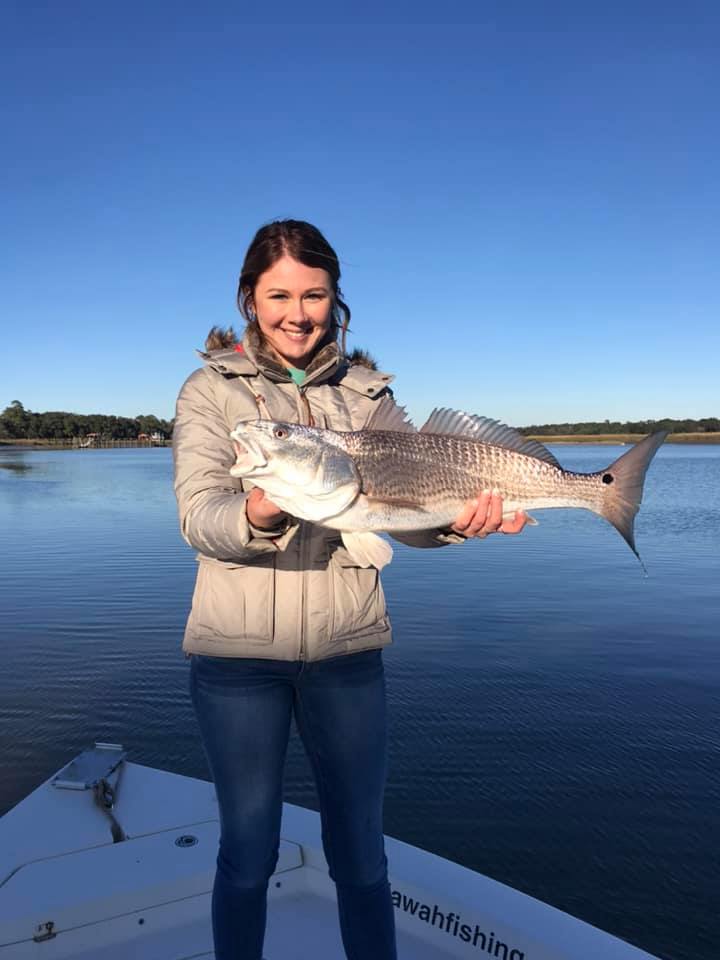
top-left (1, 444), bottom-right (718, 960)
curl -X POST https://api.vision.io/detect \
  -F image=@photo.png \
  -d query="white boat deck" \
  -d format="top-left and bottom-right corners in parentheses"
top-left (0, 749), bottom-right (661, 959)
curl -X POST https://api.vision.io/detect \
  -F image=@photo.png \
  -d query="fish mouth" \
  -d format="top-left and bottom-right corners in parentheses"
top-left (229, 425), bottom-right (267, 475)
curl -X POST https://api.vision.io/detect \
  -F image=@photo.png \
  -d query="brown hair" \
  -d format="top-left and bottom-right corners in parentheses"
top-left (237, 219), bottom-right (351, 354)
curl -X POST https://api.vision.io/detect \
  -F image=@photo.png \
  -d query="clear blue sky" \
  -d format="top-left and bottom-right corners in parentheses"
top-left (2, 3), bottom-right (718, 427)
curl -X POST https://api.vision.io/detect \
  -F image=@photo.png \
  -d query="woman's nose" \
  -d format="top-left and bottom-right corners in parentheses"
top-left (287, 299), bottom-right (308, 324)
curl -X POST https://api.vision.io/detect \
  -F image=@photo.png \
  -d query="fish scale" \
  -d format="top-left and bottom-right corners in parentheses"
top-left (338, 430), bottom-right (610, 528)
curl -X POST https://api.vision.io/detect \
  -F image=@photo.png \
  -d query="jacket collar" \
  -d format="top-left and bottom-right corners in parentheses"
top-left (243, 324), bottom-right (344, 386)
top-left (197, 325), bottom-right (394, 398)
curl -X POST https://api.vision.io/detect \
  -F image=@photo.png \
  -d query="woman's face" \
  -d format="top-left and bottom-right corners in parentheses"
top-left (251, 255), bottom-right (334, 369)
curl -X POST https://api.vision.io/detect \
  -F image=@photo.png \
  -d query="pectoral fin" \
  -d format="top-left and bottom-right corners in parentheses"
top-left (341, 532), bottom-right (394, 569)
top-left (262, 479), bottom-right (359, 525)
top-left (366, 495), bottom-right (426, 512)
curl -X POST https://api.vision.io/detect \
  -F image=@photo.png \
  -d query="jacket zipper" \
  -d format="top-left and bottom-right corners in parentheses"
top-left (297, 386), bottom-right (313, 660)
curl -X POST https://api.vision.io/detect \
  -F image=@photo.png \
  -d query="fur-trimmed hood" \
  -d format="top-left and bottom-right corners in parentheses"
top-left (197, 324), bottom-right (392, 398)
top-left (203, 323), bottom-right (379, 372)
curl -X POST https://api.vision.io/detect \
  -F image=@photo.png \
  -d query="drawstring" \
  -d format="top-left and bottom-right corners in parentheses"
top-left (237, 376), bottom-right (315, 427)
top-left (236, 377), bottom-right (272, 419)
top-left (252, 391), bottom-right (272, 419)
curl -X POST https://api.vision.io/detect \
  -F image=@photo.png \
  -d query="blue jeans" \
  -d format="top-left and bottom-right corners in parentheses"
top-left (189, 649), bottom-right (397, 960)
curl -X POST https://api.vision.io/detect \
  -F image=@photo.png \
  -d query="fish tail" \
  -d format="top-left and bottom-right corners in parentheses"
top-left (596, 431), bottom-right (668, 560)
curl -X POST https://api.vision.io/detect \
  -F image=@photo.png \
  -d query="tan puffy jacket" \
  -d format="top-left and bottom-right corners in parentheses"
top-left (173, 329), bottom-right (461, 661)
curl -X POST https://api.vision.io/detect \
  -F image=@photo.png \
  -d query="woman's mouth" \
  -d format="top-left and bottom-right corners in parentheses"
top-left (281, 329), bottom-right (311, 341)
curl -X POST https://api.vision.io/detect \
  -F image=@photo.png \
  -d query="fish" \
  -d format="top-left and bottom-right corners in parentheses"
top-left (230, 405), bottom-right (668, 570)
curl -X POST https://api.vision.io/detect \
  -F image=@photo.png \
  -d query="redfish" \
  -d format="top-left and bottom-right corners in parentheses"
top-left (230, 405), bottom-right (667, 569)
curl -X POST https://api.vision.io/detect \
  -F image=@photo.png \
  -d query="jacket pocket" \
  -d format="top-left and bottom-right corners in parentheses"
top-left (193, 555), bottom-right (275, 643)
top-left (328, 545), bottom-right (388, 641)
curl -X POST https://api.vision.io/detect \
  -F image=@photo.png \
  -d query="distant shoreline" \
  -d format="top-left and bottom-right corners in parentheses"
top-left (2, 433), bottom-right (719, 448)
top-left (526, 432), bottom-right (720, 444)
top-left (0, 439), bottom-right (172, 448)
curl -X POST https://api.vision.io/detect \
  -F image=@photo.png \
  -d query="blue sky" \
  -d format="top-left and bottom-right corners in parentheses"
top-left (2, 3), bottom-right (718, 427)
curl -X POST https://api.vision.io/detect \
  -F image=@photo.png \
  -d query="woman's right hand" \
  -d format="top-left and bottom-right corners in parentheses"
top-left (246, 486), bottom-right (288, 531)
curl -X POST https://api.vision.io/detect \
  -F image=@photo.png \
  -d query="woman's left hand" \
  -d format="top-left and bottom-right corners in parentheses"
top-left (451, 491), bottom-right (528, 539)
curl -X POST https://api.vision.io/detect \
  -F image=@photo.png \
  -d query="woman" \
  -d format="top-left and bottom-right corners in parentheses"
top-left (172, 219), bottom-right (527, 960)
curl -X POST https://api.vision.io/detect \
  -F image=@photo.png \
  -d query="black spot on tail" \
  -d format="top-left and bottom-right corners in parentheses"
top-left (599, 431), bottom-right (667, 562)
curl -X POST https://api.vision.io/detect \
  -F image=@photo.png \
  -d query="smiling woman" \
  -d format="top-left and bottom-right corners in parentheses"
top-left (171, 218), bottom-right (528, 960)
top-left (252, 257), bottom-right (333, 370)
top-left (236, 219), bottom-right (352, 364)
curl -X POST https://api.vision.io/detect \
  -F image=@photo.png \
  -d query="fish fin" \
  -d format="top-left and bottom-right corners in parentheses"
top-left (419, 408), bottom-right (561, 468)
top-left (261, 479), bottom-right (360, 524)
top-left (500, 510), bottom-right (538, 526)
top-left (341, 532), bottom-right (394, 569)
top-left (365, 399), bottom-right (416, 433)
top-left (596, 431), bottom-right (668, 563)
top-left (365, 495), bottom-right (427, 511)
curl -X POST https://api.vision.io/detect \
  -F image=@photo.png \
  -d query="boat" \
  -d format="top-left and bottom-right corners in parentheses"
top-left (0, 742), bottom-right (661, 959)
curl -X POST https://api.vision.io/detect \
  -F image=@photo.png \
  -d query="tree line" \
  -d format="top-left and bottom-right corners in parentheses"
top-left (519, 417), bottom-right (719, 436)
top-left (0, 402), bottom-right (174, 441)
top-left (1, 401), bottom-right (717, 442)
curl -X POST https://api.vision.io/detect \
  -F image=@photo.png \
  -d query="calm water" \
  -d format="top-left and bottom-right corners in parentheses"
top-left (1, 444), bottom-right (718, 960)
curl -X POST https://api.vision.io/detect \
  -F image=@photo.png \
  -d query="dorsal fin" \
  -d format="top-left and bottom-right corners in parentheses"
top-left (419, 408), bottom-right (561, 468)
top-left (365, 400), bottom-right (416, 433)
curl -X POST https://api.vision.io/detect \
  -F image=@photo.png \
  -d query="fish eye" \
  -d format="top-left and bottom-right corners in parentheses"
top-left (273, 427), bottom-right (288, 439)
